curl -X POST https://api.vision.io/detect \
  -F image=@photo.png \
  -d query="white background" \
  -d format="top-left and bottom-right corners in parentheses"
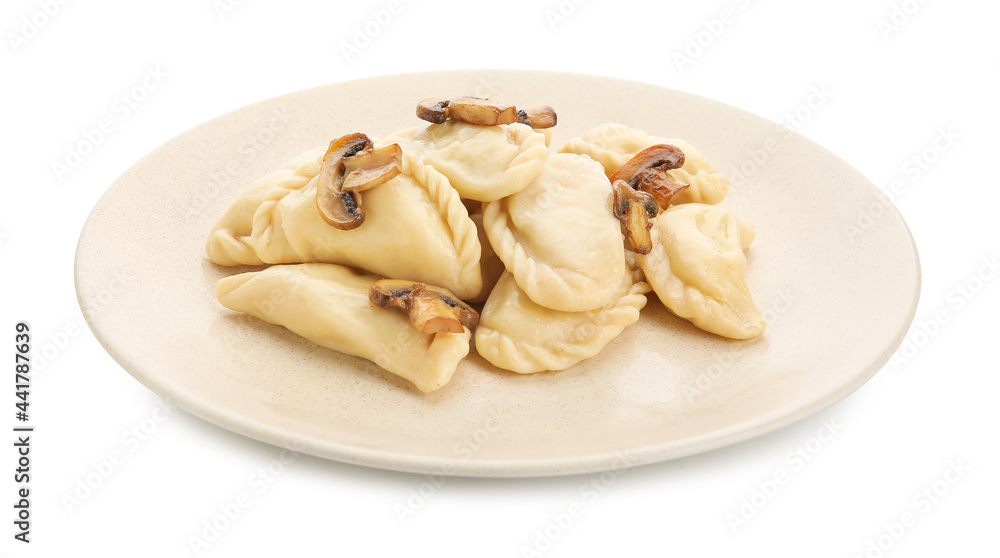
top-left (2, 0), bottom-right (998, 556)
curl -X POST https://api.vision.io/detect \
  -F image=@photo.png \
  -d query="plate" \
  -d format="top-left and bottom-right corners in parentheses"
top-left (75, 70), bottom-right (919, 477)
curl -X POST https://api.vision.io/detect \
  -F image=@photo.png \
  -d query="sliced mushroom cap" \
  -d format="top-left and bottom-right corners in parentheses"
top-left (369, 280), bottom-right (480, 334)
top-left (610, 144), bottom-right (690, 211)
top-left (341, 143), bottom-right (403, 193)
top-left (416, 97), bottom-right (450, 124)
top-left (444, 97), bottom-right (518, 126)
top-left (517, 106), bottom-right (557, 129)
top-left (635, 170), bottom-right (689, 211)
top-left (612, 179), bottom-right (658, 254)
top-left (317, 133), bottom-right (373, 230)
top-left (415, 96), bottom-right (556, 128)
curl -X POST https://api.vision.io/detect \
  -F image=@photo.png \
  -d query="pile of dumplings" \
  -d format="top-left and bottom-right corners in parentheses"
top-left (205, 97), bottom-right (766, 393)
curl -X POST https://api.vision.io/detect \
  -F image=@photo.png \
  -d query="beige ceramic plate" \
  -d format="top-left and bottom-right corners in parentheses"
top-left (75, 70), bottom-right (919, 477)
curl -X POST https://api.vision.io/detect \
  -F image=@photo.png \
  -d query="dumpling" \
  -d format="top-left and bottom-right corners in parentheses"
top-left (475, 271), bottom-right (649, 374)
top-left (206, 147), bottom-right (484, 300)
top-left (635, 204), bottom-right (765, 339)
top-left (204, 147), bottom-right (325, 265)
top-left (539, 127), bottom-right (554, 148)
top-left (378, 121), bottom-right (549, 202)
top-left (482, 153), bottom-right (629, 313)
top-left (216, 263), bottom-right (471, 393)
top-left (467, 210), bottom-right (505, 304)
top-left (559, 123), bottom-right (730, 205)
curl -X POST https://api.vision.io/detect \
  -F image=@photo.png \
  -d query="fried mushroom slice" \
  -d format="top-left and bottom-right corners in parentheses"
top-left (316, 133), bottom-right (370, 229)
top-left (416, 97), bottom-right (556, 128)
top-left (447, 97), bottom-right (518, 126)
top-left (316, 133), bottom-right (402, 230)
top-left (416, 96), bottom-right (517, 126)
top-left (609, 144), bottom-right (692, 253)
top-left (612, 179), bottom-right (658, 254)
top-left (415, 97), bottom-right (450, 124)
top-left (517, 106), bottom-right (557, 129)
top-left (370, 280), bottom-right (479, 334)
top-left (610, 144), bottom-right (690, 211)
top-left (341, 143), bottom-right (403, 193)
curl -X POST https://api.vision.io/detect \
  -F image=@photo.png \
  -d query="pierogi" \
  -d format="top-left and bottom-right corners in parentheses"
top-left (467, 210), bottom-right (506, 304)
top-left (483, 153), bottom-right (628, 313)
top-left (207, 99), bottom-right (768, 393)
top-left (560, 123), bottom-right (730, 205)
top-left (217, 263), bottom-right (470, 393)
top-left (475, 271), bottom-right (650, 374)
top-left (206, 147), bottom-right (484, 300)
top-left (635, 204), bottom-right (766, 339)
top-left (205, 147), bottom-right (324, 266)
top-left (379, 121), bottom-right (549, 202)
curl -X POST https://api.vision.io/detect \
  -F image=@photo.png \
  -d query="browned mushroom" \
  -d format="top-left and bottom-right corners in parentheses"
top-left (415, 96), bottom-right (556, 128)
top-left (610, 144), bottom-right (690, 211)
top-left (369, 280), bottom-right (479, 334)
top-left (611, 179), bottom-right (658, 254)
top-left (447, 97), bottom-right (518, 126)
top-left (608, 144), bottom-right (691, 252)
top-left (517, 106), bottom-right (557, 129)
top-left (416, 97), bottom-right (450, 124)
top-left (316, 133), bottom-right (403, 230)
top-left (316, 133), bottom-right (371, 230)
top-left (341, 143), bottom-right (403, 193)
